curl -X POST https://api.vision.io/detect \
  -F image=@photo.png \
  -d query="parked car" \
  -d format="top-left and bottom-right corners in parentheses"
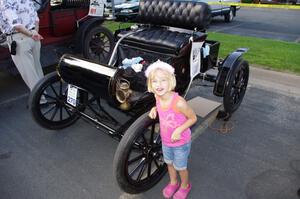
top-left (114, 0), bottom-right (139, 21)
top-left (105, 0), bottom-right (139, 21)
top-left (208, 0), bottom-right (240, 22)
top-left (181, 0), bottom-right (240, 23)
top-left (108, 0), bottom-right (240, 23)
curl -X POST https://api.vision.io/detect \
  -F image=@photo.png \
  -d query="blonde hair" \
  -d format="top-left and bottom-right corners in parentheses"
top-left (147, 68), bottom-right (176, 93)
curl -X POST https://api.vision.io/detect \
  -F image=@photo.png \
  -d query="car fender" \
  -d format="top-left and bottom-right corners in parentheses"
top-left (74, 17), bottom-right (105, 53)
top-left (213, 48), bottom-right (248, 97)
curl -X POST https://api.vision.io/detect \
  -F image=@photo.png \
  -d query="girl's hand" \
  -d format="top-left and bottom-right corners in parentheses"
top-left (148, 107), bottom-right (157, 119)
top-left (171, 128), bottom-right (182, 142)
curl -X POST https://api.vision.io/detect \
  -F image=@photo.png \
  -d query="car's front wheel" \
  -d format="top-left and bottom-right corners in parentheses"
top-left (29, 72), bottom-right (87, 130)
top-left (113, 112), bottom-right (167, 194)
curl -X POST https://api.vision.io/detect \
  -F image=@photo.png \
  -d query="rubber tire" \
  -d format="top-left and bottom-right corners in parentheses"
top-left (29, 72), bottom-right (86, 130)
top-left (224, 7), bottom-right (234, 23)
top-left (82, 26), bottom-right (115, 64)
top-left (223, 59), bottom-right (249, 114)
top-left (113, 112), bottom-right (167, 194)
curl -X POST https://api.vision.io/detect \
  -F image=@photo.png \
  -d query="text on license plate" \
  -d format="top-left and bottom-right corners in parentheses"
top-left (67, 84), bottom-right (78, 107)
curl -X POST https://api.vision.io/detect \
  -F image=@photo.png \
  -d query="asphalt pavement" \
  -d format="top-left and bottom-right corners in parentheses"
top-left (0, 66), bottom-right (300, 199)
top-left (209, 7), bottom-right (300, 43)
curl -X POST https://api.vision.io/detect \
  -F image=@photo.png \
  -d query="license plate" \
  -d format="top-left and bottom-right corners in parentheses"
top-left (67, 84), bottom-right (78, 107)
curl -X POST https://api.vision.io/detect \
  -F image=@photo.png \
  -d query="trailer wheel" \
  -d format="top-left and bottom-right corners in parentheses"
top-left (83, 26), bottom-right (114, 64)
top-left (29, 72), bottom-right (87, 130)
top-left (113, 112), bottom-right (167, 194)
top-left (223, 60), bottom-right (249, 114)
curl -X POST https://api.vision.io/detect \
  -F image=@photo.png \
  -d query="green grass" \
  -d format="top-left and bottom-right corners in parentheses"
top-left (104, 21), bottom-right (300, 75)
top-left (208, 32), bottom-right (300, 74)
top-left (103, 21), bottom-right (134, 33)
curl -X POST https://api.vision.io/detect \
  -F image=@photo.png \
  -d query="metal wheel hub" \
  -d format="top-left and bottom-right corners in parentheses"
top-left (143, 145), bottom-right (153, 155)
top-left (142, 144), bottom-right (161, 159)
top-left (91, 36), bottom-right (105, 54)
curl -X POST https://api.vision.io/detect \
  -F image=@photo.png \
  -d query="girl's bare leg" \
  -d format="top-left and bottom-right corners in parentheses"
top-left (178, 169), bottom-right (189, 188)
top-left (167, 164), bottom-right (178, 184)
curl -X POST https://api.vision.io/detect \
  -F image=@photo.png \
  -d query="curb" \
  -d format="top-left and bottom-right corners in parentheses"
top-left (249, 65), bottom-right (300, 97)
top-left (208, 2), bottom-right (300, 9)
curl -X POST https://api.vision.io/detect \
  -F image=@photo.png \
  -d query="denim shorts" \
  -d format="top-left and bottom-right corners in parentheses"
top-left (162, 142), bottom-right (191, 170)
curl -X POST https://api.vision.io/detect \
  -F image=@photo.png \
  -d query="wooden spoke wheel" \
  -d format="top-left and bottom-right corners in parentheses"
top-left (83, 26), bottom-right (115, 64)
top-left (29, 72), bottom-right (87, 130)
top-left (113, 112), bottom-right (167, 194)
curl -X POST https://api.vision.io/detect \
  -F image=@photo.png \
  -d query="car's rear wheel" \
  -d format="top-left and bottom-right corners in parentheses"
top-left (224, 7), bottom-right (234, 22)
top-left (223, 60), bottom-right (249, 114)
top-left (83, 26), bottom-right (115, 64)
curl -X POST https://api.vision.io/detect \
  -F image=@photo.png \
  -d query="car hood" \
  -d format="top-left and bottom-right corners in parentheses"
top-left (115, 2), bottom-right (139, 9)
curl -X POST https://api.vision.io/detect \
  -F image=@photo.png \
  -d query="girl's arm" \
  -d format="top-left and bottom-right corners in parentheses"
top-left (148, 106), bottom-right (157, 119)
top-left (171, 97), bottom-right (197, 142)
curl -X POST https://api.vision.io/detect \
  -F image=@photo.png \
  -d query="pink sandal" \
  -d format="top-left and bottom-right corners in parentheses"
top-left (162, 182), bottom-right (180, 198)
top-left (173, 183), bottom-right (192, 199)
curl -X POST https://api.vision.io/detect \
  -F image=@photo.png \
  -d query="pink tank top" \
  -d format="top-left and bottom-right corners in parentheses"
top-left (156, 92), bottom-right (191, 147)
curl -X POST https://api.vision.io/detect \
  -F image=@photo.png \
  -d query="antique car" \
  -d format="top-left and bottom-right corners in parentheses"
top-left (29, 0), bottom-right (249, 194)
top-left (0, 0), bottom-right (115, 74)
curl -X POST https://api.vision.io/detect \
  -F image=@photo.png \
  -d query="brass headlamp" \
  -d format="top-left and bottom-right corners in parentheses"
top-left (116, 78), bottom-right (132, 110)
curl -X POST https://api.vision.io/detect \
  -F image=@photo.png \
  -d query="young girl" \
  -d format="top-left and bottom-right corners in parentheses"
top-left (145, 60), bottom-right (197, 199)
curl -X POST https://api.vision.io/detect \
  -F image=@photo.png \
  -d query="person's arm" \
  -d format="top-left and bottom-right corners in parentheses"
top-left (3, 2), bottom-right (43, 40)
top-left (31, 7), bottom-right (43, 41)
top-left (31, 20), bottom-right (43, 41)
top-left (14, 2), bottom-right (43, 40)
top-left (13, 24), bottom-right (42, 41)
top-left (31, 2), bottom-right (40, 34)
top-left (14, 25), bottom-right (34, 37)
top-left (148, 106), bottom-right (157, 119)
top-left (171, 97), bottom-right (197, 142)
top-left (14, 22), bottom-right (43, 41)
top-left (34, 20), bottom-right (39, 33)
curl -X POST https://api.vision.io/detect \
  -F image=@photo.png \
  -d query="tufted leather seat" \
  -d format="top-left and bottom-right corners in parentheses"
top-left (118, 28), bottom-right (207, 55)
top-left (118, 0), bottom-right (211, 54)
top-left (137, 0), bottom-right (211, 31)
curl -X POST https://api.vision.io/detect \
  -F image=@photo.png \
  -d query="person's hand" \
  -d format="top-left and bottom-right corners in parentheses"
top-left (171, 128), bottom-right (183, 142)
top-left (148, 107), bottom-right (157, 119)
top-left (31, 30), bottom-right (43, 41)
